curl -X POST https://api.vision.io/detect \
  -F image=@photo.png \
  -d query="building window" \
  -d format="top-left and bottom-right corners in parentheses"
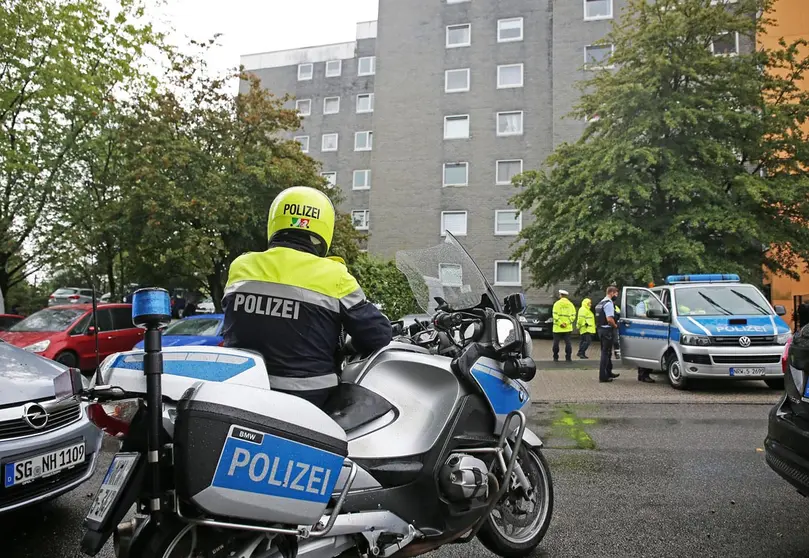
top-left (297, 63), bottom-right (313, 80)
top-left (295, 99), bottom-right (311, 116)
top-left (352, 210), bottom-right (370, 230)
top-left (441, 211), bottom-right (468, 237)
top-left (321, 172), bottom-right (337, 188)
top-left (497, 111), bottom-right (524, 136)
top-left (711, 32), bottom-right (739, 56)
top-left (358, 56), bottom-right (376, 76)
top-left (323, 96), bottom-right (340, 115)
top-left (443, 162), bottom-right (469, 187)
top-left (495, 210), bottom-right (522, 235)
top-left (353, 169), bottom-right (371, 190)
top-left (356, 93), bottom-right (374, 113)
top-left (585, 44), bottom-right (614, 69)
top-left (294, 136), bottom-right (309, 153)
top-left (322, 133), bottom-right (338, 152)
top-left (446, 24), bottom-right (471, 48)
top-left (497, 63), bottom-right (524, 89)
top-left (584, 0), bottom-right (613, 20)
top-left (439, 263), bottom-right (463, 287)
top-left (445, 68), bottom-right (471, 93)
top-left (325, 60), bottom-right (342, 77)
top-left (444, 115), bottom-right (470, 139)
top-left (496, 159), bottom-right (523, 185)
top-left (495, 261), bottom-right (521, 286)
top-left (497, 18), bottom-right (524, 43)
top-left (355, 131), bottom-right (373, 151)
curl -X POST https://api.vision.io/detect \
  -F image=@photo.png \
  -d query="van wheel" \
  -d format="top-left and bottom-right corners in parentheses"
top-left (55, 351), bottom-right (79, 368)
top-left (764, 378), bottom-right (784, 390)
top-left (666, 355), bottom-right (688, 390)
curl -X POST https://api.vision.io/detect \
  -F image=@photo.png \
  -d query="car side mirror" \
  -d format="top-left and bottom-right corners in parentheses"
top-left (647, 308), bottom-right (670, 321)
top-left (774, 305), bottom-right (787, 316)
top-left (85, 325), bottom-right (97, 336)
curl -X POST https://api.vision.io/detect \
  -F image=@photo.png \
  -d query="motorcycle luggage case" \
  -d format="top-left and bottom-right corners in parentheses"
top-left (174, 382), bottom-right (348, 526)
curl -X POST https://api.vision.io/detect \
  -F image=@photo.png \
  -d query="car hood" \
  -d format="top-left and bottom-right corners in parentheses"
top-left (0, 342), bottom-right (65, 405)
top-left (677, 314), bottom-right (791, 336)
top-left (0, 331), bottom-right (55, 348)
top-left (133, 335), bottom-right (222, 349)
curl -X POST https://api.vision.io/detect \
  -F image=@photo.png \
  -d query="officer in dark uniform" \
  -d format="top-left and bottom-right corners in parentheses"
top-left (221, 186), bottom-right (392, 407)
top-left (595, 286), bottom-right (621, 383)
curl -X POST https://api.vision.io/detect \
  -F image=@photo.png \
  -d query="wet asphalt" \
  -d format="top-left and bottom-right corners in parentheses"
top-left (2, 403), bottom-right (808, 558)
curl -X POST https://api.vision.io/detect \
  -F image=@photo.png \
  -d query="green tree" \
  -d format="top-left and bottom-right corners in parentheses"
top-left (0, 0), bottom-right (161, 299)
top-left (513, 0), bottom-right (809, 290)
top-left (349, 255), bottom-right (420, 321)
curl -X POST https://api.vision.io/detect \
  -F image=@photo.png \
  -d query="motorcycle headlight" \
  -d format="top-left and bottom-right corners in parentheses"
top-left (23, 340), bottom-right (51, 353)
top-left (776, 333), bottom-right (791, 345)
top-left (681, 334), bottom-right (710, 346)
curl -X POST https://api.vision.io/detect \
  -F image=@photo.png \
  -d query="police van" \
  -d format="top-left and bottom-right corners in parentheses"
top-left (618, 274), bottom-right (791, 390)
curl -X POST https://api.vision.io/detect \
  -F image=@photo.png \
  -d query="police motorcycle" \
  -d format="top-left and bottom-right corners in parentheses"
top-left (53, 232), bottom-right (552, 558)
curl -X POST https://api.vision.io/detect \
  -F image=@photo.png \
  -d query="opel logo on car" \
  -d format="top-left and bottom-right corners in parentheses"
top-left (22, 403), bottom-right (49, 429)
top-left (738, 336), bottom-right (752, 348)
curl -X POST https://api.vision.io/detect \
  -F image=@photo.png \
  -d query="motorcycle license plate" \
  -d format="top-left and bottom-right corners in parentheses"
top-left (86, 453), bottom-right (139, 524)
top-left (729, 367), bottom-right (766, 377)
top-left (4, 442), bottom-right (85, 487)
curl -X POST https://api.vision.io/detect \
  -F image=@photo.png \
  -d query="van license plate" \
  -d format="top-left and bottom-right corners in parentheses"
top-left (729, 367), bottom-right (766, 377)
top-left (4, 442), bottom-right (85, 487)
top-left (86, 453), bottom-right (139, 524)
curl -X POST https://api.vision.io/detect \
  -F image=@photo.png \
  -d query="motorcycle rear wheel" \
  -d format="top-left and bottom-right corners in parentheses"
top-left (477, 446), bottom-right (554, 558)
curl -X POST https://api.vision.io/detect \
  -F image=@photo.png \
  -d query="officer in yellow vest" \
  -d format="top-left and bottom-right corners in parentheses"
top-left (552, 289), bottom-right (577, 362)
top-left (576, 297), bottom-right (596, 359)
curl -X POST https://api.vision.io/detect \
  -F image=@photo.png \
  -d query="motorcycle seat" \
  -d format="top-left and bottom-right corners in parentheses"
top-left (323, 382), bottom-right (395, 433)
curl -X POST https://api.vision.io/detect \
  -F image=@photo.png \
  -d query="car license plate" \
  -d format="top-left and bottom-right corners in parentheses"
top-left (729, 367), bottom-right (766, 377)
top-left (4, 442), bottom-right (85, 488)
top-left (529, 327), bottom-right (544, 333)
top-left (86, 453), bottom-right (139, 524)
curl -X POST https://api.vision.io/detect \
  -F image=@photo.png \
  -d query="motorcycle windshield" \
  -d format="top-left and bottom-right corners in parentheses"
top-left (395, 233), bottom-right (501, 314)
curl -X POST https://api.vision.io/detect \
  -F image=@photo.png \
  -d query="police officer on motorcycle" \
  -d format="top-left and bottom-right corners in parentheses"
top-left (221, 186), bottom-right (392, 406)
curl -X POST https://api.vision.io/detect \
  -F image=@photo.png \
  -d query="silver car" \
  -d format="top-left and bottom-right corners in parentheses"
top-left (0, 340), bottom-right (103, 513)
top-left (48, 287), bottom-right (95, 306)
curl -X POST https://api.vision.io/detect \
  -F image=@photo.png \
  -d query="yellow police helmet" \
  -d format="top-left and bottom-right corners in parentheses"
top-left (267, 187), bottom-right (335, 255)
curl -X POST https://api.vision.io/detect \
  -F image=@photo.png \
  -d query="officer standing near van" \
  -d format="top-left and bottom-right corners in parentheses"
top-left (595, 286), bottom-right (621, 383)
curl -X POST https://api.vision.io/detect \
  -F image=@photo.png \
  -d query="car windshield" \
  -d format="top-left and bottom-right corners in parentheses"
top-left (674, 285), bottom-right (772, 316)
top-left (9, 308), bottom-right (86, 332)
top-left (163, 318), bottom-right (221, 336)
top-left (524, 304), bottom-right (552, 320)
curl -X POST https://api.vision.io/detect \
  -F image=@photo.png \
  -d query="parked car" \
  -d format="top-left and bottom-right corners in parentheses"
top-left (0, 314), bottom-right (24, 331)
top-left (520, 304), bottom-right (554, 339)
top-left (765, 331), bottom-right (809, 497)
top-left (196, 298), bottom-right (215, 314)
top-left (133, 314), bottom-right (224, 349)
top-left (0, 304), bottom-right (144, 372)
top-left (47, 287), bottom-right (95, 307)
top-left (0, 341), bottom-right (103, 513)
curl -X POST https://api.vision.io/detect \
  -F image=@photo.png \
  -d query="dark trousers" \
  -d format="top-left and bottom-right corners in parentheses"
top-left (599, 329), bottom-right (614, 381)
top-left (553, 332), bottom-right (572, 360)
top-left (578, 333), bottom-right (592, 357)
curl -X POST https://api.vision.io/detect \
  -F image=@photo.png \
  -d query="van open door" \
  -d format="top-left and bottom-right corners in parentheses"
top-left (620, 287), bottom-right (671, 370)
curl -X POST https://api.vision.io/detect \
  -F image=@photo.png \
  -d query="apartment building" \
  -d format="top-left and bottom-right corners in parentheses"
top-left (241, 0), bottom-right (747, 303)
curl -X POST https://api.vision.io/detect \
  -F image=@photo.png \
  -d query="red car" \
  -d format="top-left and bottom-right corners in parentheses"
top-left (0, 304), bottom-right (144, 371)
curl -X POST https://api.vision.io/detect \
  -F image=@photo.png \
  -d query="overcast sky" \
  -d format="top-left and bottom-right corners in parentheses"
top-left (153, 0), bottom-right (379, 81)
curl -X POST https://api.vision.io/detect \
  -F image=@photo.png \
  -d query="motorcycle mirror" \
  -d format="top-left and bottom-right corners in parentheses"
top-left (503, 293), bottom-right (527, 317)
top-left (53, 368), bottom-right (84, 399)
top-left (493, 315), bottom-right (523, 353)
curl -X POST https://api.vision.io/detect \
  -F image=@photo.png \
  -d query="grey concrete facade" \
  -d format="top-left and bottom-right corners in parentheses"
top-left (241, 0), bottom-right (747, 304)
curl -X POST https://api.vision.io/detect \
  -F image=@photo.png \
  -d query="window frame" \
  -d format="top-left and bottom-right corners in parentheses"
top-left (325, 59), bottom-right (342, 77)
top-left (439, 263), bottom-right (464, 287)
top-left (446, 23), bottom-right (472, 49)
top-left (297, 63), bottom-right (313, 81)
top-left (352, 209), bottom-right (370, 231)
top-left (321, 171), bottom-right (337, 188)
top-left (294, 135), bottom-right (310, 153)
top-left (496, 159), bottom-right (524, 185)
top-left (497, 63), bottom-right (524, 89)
top-left (497, 17), bottom-right (524, 43)
top-left (354, 131), bottom-right (373, 151)
top-left (494, 260), bottom-right (522, 287)
top-left (356, 93), bottom-right (374, 113)
top-left (321, 133), bottom-right (339, 152)
top-left (583, 0), bottom-right (613, 21)
top-left (295, 99), bottom-right (311, 116)
top-left (352, 169), bottom-right (371, 190)
top-left (444, 114), bottom-right (470, 140)
top-left (358, 56), bottom-right (376, 76)
top-left (496, 110), bottom-right (524, 137)
top-left (323, 96), bottom-right (341, 115)
top-left (584, 44), bottom-right (615, 69)
top-left (443, 162), bottom-right (469, 187)
top-left (494, 210), bottom-right (522, 236)
top-left (445, 68), bottom-right (471, 93)
top-left (440, 211), bottom-right (468, 237)
top-left (710, 31), bottom-right (740, 57)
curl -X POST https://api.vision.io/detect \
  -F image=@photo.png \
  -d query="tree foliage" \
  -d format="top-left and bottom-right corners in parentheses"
top-left (348, 255), bottom-right (420, 321)
top-left (513, 0), bottom-right (809, 291)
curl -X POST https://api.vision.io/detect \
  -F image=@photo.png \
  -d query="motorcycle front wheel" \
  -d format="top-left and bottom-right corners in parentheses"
top-left (477, 446), bottom-right (554, 558)
top-left (123, 519), bottom-right (198, 558)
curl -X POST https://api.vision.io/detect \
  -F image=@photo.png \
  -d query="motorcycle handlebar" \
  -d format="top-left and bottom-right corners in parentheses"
top-left (433, 312), bottom-right (464, 330)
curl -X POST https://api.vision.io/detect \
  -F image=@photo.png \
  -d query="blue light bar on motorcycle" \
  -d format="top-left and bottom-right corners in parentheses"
top-left (664, 274), bottom-right (741, 284)
top-left (132, 288), bottom-right (171, 328)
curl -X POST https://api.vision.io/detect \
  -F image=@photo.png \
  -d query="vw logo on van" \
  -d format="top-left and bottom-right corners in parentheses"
top-left (738, 336), bottom-right (752, 348)
top-left (22, 402), bottom-right (49, 429)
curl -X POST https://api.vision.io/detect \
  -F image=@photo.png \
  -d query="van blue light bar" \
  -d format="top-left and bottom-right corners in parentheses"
top-left (665, 274), bottom-right (741, 284)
